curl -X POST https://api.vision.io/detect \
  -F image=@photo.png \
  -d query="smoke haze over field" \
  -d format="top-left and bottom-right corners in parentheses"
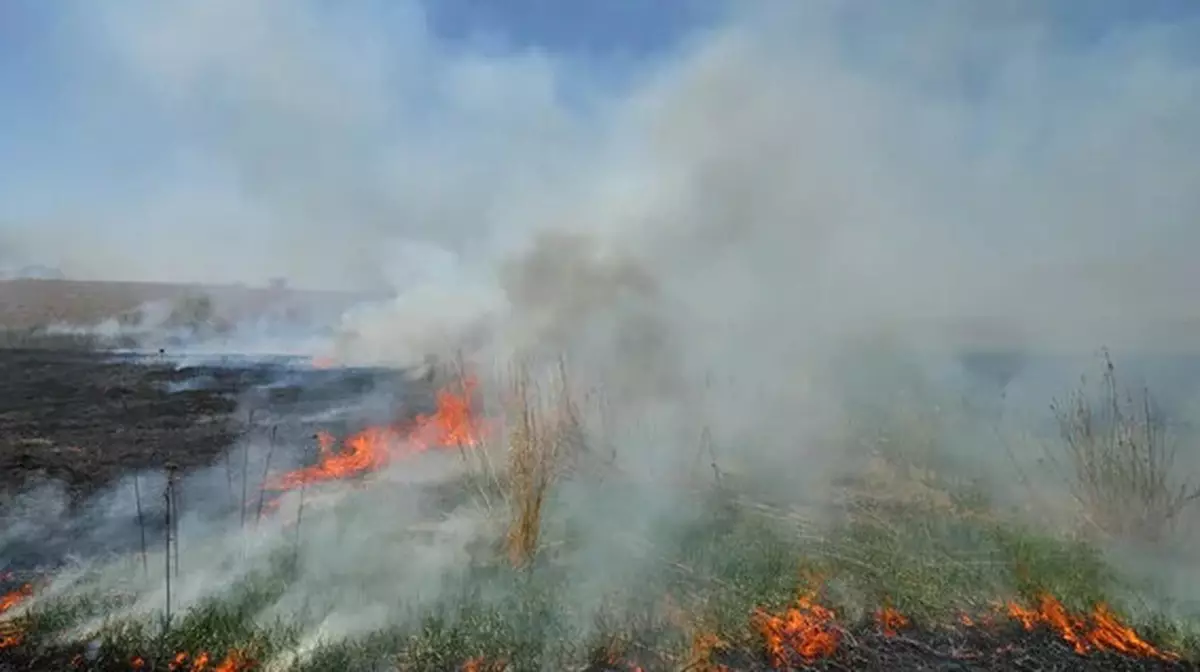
top-left (1, 1), bottom-right (1199, 365)
top-left (6, 5), bottom-right (1200, 665)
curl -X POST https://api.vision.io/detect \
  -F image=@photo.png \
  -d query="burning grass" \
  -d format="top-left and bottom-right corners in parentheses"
top-left (3, 485), bottom-right (1195, 670)
top-left (2, 357), bottom-right (1199, 670)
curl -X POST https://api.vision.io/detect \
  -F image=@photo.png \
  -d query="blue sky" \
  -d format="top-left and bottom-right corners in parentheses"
top-left (0, 0), bottom-right (726, 226)
top-left (1, 0), bottom-right (1199, 293)
top-left (0, 1), bottom-right (1194, 203)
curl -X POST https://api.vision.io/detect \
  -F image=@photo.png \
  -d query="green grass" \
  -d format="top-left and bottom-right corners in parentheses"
top-left (7, 356), bottom-right (1200, 670)
top-left (8, 479), bottom-right (1198, 671)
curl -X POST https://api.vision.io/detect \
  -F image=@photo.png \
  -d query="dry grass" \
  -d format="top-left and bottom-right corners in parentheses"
top-left (0, 278), bottom-right (370, 333)
top-left (502, 358), bottom-right (580, 568)
top-left (1049, 351), bottom-right (1200, 542)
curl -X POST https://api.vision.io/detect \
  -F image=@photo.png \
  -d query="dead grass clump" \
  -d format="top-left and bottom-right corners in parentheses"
top-left (503, 358), bottom-right (580, 568)
top-left (1049, 351), bottom-right (1200, 542)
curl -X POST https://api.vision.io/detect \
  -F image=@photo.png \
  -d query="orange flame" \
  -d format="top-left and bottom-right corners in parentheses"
top-left (213, 649), bottom-right (252, 672)
top-left (131, 657), bottom-right (146, 670)
top-left (876, 605), bottom-right (910, 637)
top-left (0, 584), bottom-right (32, 649)
top-left (461, 657), bottom-right (505, 672)
top-left (266, 376), bottom-right (487, 492)
top-left (1005, 594), bottom-right (1174, 659)
top-left (754, 592), bottom-right (840, 666)
top-left (166, 649), bottom-right (252, 672)
top-left (0, 584), bottom-right (31, 614)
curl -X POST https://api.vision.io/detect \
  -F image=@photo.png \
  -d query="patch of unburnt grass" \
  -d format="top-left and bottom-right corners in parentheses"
top-left (7, 486), bottom-right (1194, 670)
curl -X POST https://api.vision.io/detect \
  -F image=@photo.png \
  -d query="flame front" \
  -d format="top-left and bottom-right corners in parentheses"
top-left (754, 593), bottom-right (840, 666)
top-left (1005, 594), bottom-right (1174, 659)
top-left (0, 584), bottom-right (31, 614)
top-left (267, 376), bottom-right (487, 492)
top-left (212, 649), bottom-right (251, 672)
top-left (166, 650), bottom-right (252, 671)
top-left (0, 584), bottom-right (32, 648)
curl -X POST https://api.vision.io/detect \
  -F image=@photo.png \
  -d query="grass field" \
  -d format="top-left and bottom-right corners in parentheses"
top-left (0, 279), bottom-right (373, 351)
top-left (0, 346), bottom-right (1198, 671)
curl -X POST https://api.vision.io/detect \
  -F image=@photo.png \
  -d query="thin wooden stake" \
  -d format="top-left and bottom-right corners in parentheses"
top-left (163, 481), bottom-right (172, 628)
top-left (292, 436), bottom-right (313, 576)
top-left (240, 440), bottom-right (251, 560)
top-left (168, 465), bottom-right (180, 578)
top-left (133, 473), bottom-right (148, 577)
top-left (255, 425), bottom-right (278, 528)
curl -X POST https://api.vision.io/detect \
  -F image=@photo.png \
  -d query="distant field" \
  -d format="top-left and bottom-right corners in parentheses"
top-left (0, 278), bottom-right (377, 331)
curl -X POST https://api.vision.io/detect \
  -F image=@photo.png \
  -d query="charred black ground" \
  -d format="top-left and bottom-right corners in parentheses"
top-left (0, 348), bottom-right (423, 499)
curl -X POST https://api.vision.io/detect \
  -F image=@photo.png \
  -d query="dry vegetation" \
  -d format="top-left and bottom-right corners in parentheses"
top-left (0, 278), bottom-right (373, 348)
top-left (1049, 351), bottom-right (1200, 543)
top-left (1, 351), bottom-right (1199, 671)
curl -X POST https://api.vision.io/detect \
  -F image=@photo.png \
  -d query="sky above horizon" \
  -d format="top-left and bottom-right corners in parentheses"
top-left (0, 0), bottom-right (727, 243)
top-left (1, 1), bottom-right (1199, 301)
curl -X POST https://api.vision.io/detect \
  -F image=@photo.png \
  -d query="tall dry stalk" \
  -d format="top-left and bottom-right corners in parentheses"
top-left (292, 435), bottom-right (315, 576)
top-left (451, 350), bottom-right (500, 510)
top-left (255, 425), bottom-right (278, 527)
top-left (163, 476), bottom-right (173, 627)
top-left (503, 358), bottom-right (578, 568)
top-left (1048, 351), bottom-right (1200, 542)
top-left (240, 442), bottom-right (250, 530)
top-left (167, 465), bottom-right (180, 578)
top-left (132, 473), bottom-right (147, 577)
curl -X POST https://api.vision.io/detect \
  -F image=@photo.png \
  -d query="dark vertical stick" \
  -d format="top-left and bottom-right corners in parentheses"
top-left (255, 426), bottom-right (278, 527)
top-left (224, 449), bottom-right (235, 509)
top-left (163, 483), bottom-right (172, 628)
top-left (133, 473), bottom-right (148, 577)
top-left (292, 479), bottom-right (307, 576)
top-left (240, 441), bottom-right (251, 536)
top-left (291, 436), bottom-right (313, 576)
top-left (168, 465), bottom-right (180, 578)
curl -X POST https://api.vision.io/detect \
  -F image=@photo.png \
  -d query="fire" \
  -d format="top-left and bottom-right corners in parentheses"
top-left (1005, 594), bottom-right (1175, 660)
top-left (0, 584), bottom-right (32, 649)
top-left (0, 584), bottom-right (31, 614)
top-left (754, 592), bottom-right (840, 666)
top-left (166, 650), bottom-right (252, 671)
top-left (267, 427), bottom-right (397, 490)
top-left (213, 649), bottom-right (252, 672)
top-left (410, 376), bottom-right (486, 449)
top-left (750, 589), bottom-right (1173, 666)
top-left (266, 376), bottom-right (487, 492)
top-left (876, 604), bottom-right (910, 637)
top-left (688, 632), bottom-right (731, 672)
top-left (461, 657), bottom-right (505, 672)
top-left (310, 356), bottom-right (336, 369)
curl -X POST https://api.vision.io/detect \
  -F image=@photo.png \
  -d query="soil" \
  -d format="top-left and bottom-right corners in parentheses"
top-left (0, 348), bottom-right (417, 500)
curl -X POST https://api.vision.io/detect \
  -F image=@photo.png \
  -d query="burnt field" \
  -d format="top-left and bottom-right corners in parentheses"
top-left (0, 347), bottom-right (1198, 671)
top-left (0, 348), bottom-right (416, 497)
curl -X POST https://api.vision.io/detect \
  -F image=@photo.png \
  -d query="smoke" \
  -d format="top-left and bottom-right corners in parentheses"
top-left (4, 0), bottom-right (1200, 663)
top-left (8, 1), bottom-right (1200, 361)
